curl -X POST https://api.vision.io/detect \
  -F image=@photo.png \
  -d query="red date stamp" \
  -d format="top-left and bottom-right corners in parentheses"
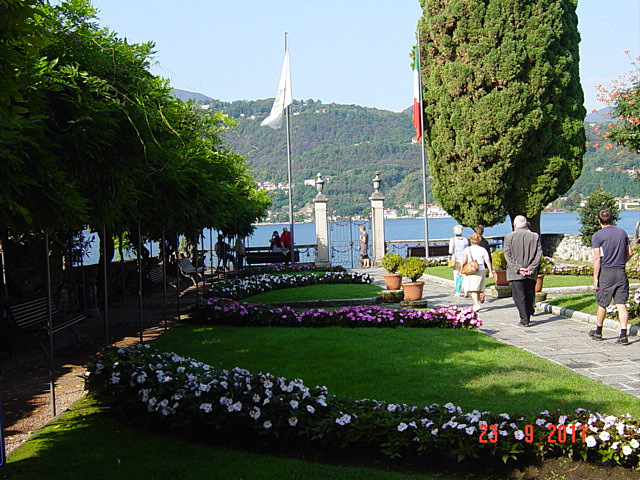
top-left (478, 423), bottom-right (587, 444)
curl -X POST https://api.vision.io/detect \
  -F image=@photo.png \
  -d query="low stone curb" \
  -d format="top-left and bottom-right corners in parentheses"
top-left (536, 302), bottom-right (640, 337)
top-left (266, 296), bottom-right (382, 309)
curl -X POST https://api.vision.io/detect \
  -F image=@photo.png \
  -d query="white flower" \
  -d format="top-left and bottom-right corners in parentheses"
top-left (431, 428), bottom-right (438, 436)
top-left (228, 401), bottom-right (242, 412)
top-left (199, 403), bottom-right (212, 413)
top-left (289, 417), bottom-right (298, 427)
top-left (252, 394), bottom-right (261, 403)
top-left (585, 436), bottom-right (597, 448)
top-left (219, 397), bottom-right (231, 406)
top-left (335, 413), bottom-right (352, 426)
top-left (558, 415), bottom-right (567, 425)
top-left (387, 404), bottom-right (398, 412)
top-left (249, 408), bottom-right (261, 420)
top-left (263, 420), bottom-right (272, 429)
top-left (397, 422), bottom-right (408, 432)
top-left (535, 418), bottom-right (546, 426)
top-left (617, 423), bottom-right (626, 435)
top-left (599, 431), bottom-right (611, 442)
top-left (632, 439), bottom-right (640, 449)
top-left (623, 445), bottom-right (633, 456)
top-left (306, 405), bottom-right (315, 414)
top-left (514, 430), bottom-right (525, 440)
top-left (612, 442), bottom-right (620, 450)
top-left (176, 366), bottom-right (185, 373)
top-left (465, 426), bottom-right (476, 435)
top-left (289, 400), bottom-right (299, 409)
top-left (110, 373), bottom-right (120, 384)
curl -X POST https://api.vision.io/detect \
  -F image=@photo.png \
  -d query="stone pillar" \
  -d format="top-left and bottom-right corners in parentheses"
top-left (314, 173), bottom-right (330, 266)
top-left (369, 171), bottom-right (386, 266)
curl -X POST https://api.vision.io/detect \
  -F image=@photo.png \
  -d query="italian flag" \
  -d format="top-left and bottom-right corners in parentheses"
top-left (412, 45), bottom-right (422, 143)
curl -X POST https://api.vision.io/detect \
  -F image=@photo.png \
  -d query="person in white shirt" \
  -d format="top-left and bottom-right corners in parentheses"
top-left (461, 233), bottom-right (493, 312)
top-left (449, 225), bottom-right (469, 296)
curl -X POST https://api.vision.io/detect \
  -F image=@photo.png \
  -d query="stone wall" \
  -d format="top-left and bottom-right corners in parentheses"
top-left (541, 234), bottom-right (592, 262)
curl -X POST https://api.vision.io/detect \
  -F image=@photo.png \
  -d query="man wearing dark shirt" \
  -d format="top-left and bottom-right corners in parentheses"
top-left (588, 209), bottom-right (632, 344)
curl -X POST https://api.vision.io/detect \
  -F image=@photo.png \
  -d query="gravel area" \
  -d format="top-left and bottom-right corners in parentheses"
top-left (1, 287), bottom-right (188, 455)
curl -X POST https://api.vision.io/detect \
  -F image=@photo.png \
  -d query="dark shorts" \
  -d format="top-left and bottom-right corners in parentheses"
top-left (596, 268), bottom-right (629, 307)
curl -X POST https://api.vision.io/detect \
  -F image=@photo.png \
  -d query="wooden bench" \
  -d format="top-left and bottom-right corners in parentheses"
top-left (8, 296), bottom-right (85, 353)
top-left (245, 248), bottom-right (300, 265)
top-left (406, 244), bottom-right (450, 258)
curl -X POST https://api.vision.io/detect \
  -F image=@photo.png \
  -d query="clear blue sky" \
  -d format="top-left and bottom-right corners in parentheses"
top-left (87, 0), bottom-right (639, 113)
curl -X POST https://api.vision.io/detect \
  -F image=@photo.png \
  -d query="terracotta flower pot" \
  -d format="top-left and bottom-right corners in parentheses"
top-left (402, 281), bottom-right (424, 301)
top-left (493, 269), bottom-right (509, 286)
top-left (383, 273), bottom-right (403, 291)
top-left (535, 274), bottom-right (545, 292)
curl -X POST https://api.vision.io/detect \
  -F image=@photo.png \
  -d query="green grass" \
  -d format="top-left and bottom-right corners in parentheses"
top-left (154, 324), bottom-right (640, 417)
top-left (425, 267), bottom-right (593, 288)
top-left (7, 398), bottom-right (439, 480)
top-left (546, 293), bottom-right (640, 325)
top-left (9, 323), bottom-right (640, 479)
top-left (244, 283), bottom-right (382, 303)
top-left (546, 293), bottom-right (599, 316)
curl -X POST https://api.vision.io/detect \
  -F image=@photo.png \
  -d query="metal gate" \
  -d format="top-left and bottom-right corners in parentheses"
top-left (329, 217), bottom-right (369, 268)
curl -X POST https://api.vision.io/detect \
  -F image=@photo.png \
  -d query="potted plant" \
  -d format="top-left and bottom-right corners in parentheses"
top-left (491, 249), bottom-right (509, 286)
top-left (398, 256), bottom-right (427, 301)
top-left (535, 256), bottom-right (553, 292)
top-left (381, 253), bottom-right (403, 290)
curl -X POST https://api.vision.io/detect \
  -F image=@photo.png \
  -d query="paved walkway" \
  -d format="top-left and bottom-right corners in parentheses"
top-left (351, 266), bottom-right (640, 399)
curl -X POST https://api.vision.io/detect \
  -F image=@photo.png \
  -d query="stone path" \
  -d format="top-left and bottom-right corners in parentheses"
top-left (352, 266), bottom-right (640, 399)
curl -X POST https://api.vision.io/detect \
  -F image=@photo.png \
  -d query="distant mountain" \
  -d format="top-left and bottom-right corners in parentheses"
top-left (172, 88), bottom-right (214, 103)
top-left (585, 106), bottom-right (615, 123)
top-left (171, 91), bottom-right (638, 218)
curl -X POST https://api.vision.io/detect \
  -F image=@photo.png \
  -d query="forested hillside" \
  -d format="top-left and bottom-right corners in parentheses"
top-left (177, 91), bottom-right (639, 219)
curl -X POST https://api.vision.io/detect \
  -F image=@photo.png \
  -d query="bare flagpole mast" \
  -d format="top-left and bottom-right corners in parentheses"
top-left (416, 32), bottom-right (430, 258)
top-left (284, 32), bottom-right (295, 264)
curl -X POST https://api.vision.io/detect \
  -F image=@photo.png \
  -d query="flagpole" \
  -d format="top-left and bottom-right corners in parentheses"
top-left (284, 33), bottom-right (295, 265)
top-left (416, 33), bottom-right (430, 259)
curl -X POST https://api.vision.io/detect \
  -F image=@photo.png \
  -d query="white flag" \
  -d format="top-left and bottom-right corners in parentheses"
top-left (261, 47), bottom-right (293, 129)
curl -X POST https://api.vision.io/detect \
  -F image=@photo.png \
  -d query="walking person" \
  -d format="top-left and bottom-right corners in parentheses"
top-left (359, 225), bottom-right (370, 268)
top-left (449, 225), bottom-right (469, 296)
top-left (588, 209), bottom-right (633, 344)
top-left (504, 215), bottom-right (542, 327)
top-left (461, 234), bottom-right (493, 312)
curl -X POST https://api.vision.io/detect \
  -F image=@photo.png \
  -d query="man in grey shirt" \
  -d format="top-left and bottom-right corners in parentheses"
top-left (504, 215), bottom-right (542, 327)
top-left (588, 209), bottom-right (632, 344)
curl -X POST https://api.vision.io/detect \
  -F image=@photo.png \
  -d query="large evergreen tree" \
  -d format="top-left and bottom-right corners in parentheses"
top-left (418, 0), bottom-right (586, 230)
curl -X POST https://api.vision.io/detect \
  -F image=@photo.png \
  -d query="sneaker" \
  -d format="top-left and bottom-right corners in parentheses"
top-left (472, 305), bottom-right (481, 312)
top-left (518, 321), bottom-right (530, 327)
top-left (588, 330), bottom-right (603, 340)
top-left (616, 336), bottom-right (629, 345)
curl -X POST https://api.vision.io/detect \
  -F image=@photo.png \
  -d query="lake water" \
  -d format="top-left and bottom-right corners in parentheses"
top-left (83, 210), bottom-right (639, 265)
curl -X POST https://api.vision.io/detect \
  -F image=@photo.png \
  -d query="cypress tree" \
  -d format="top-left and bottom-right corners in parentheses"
top-left (418, 0), bottom-right (586, 230)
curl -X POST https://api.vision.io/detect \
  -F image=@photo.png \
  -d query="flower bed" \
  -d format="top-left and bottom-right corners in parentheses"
top-left (187, 298), bottom-right (482, 329)
top-left (86, 344), bottom-right (640, 469)
top-left (226, 264), bottom-right (347, 279)
top-left (208, 271), bottom-right (373, 300)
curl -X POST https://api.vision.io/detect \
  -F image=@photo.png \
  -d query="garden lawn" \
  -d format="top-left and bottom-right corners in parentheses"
top-left (424, 267), bottom-right (594, 288)
top-left (154, 324), bottom-right (640, 418)
top-left (546, 293), bottom-right (640, 325)
top-left (244, 283), bottom-right (382, 303)
top-left (6, 398), bottom-right (444, 480)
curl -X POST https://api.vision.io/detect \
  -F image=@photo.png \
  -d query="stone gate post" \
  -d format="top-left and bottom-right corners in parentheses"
top-left (314, 173), bottom-right (330, 266)
top-left (369, 171), bottom-right (386, 266)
